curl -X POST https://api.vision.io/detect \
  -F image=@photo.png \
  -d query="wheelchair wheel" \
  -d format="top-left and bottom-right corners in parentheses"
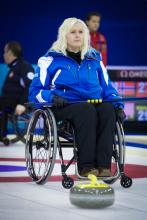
top-left (112, 121), bottom-right (125, 174)
top-left (62, 176), bottom-right (74, 189)
top-left (25, 108), bottom-right (57, 184)
top-left (115, 121), bottom-right (125, 165)
top-left (104, 121), bottom-right (125, 185)
top-left (11, 113), bottom-right (32, 144)
top-left (120, 174), bottom-right (133, 188)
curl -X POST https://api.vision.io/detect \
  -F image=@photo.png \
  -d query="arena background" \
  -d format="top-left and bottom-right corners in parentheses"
top-left (0, 0), bottom-right (147, 65)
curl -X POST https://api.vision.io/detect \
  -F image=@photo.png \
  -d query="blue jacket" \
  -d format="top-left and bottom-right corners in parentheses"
top-left (29, 49), bottom-right (123, 108)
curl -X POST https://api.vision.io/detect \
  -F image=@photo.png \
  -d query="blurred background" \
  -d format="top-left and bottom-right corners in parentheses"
top-left (0, 0), bottom-right (147, 65)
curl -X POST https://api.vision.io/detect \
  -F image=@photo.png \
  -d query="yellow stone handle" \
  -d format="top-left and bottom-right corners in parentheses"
top-left (88, 174), bottom-right (98, 184)
top-left (87, 99), bottom-right (102, 104)
top-left (76, 174), bottom-right (109, 189)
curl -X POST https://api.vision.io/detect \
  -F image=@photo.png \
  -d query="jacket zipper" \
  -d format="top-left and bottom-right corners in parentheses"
top-left (87, 63), bottom-right (91, 80)
top-left (68, 64), bottom-right (80, 80)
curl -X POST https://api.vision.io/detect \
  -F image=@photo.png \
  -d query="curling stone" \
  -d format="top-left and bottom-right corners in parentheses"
top-left (69, 174), bottom-right (115, 208)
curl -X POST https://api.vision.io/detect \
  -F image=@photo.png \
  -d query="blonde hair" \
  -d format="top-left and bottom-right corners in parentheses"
top-left (50, 17), bottom-right (90, 59)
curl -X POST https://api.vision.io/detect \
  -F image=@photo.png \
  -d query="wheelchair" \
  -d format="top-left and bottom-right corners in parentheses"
top-left (25, 104), bottom-right (133, 189)
top-left (0, 108), bottom-right (32, 146)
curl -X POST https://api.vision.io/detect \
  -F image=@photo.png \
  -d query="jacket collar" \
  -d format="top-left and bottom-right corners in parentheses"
top-left (46, 48), bottom-right (101, 61)
top-left (8, 58), bottom-right (23, 68)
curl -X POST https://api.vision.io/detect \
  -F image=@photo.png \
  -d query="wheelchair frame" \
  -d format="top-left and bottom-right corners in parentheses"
top-left (25, 106), bottom-right (132, 188)
top-left (0, 109), bottom-right (32, 145)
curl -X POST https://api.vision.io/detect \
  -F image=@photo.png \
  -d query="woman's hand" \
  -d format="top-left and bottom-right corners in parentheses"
top-left (115, 108), bottom-right (126, 123)
top-left (52, 95), bottom-right (68, 108)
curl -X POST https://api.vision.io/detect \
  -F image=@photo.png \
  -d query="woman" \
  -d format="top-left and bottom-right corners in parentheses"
top-left (29, 18), bottom-right (125, 177)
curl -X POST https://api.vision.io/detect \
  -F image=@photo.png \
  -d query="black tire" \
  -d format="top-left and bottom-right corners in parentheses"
top-left (115, 121), bottom-right (125, 166)
top-left (104, 121), bottom-right (125, 182)
top-left (25, 108), bottom-right (57, 184)
top-left (62, 176), bottom-right (74, 189)
top-left (120, 175), bottom-right (133, 188)
top-left (111, 121), bottom-right (125, 176)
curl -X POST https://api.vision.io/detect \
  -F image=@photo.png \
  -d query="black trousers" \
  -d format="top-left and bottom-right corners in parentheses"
top-left (0, 97), bottom-right (18, 139)
top-left (52, 102), bottom-right (116, 170)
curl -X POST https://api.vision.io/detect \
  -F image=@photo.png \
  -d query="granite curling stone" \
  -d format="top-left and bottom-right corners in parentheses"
top-left (69, 174), bottom-right (115, 208)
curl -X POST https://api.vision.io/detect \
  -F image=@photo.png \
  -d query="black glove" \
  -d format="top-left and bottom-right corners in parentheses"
top-left (115, 108), bottom-right (126, 123)
top-left (52, 95), bottom-right (68, 108)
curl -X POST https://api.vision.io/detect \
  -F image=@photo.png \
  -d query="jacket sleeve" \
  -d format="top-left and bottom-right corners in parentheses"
top-left (19, 62), bottom-right (35, 105)
top-left (98, 60), bottom-right (124, 109)
top-left (29, 56), bottom-right (54, 104)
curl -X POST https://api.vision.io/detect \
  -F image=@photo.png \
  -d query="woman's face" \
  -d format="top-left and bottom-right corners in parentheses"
top-left (66, 22), bottom-right (84, 52)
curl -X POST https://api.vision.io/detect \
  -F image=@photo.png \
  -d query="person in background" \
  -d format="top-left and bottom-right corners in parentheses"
top-left (29, 18), bottom-right (125, 177)
top-left (86, 12), bottom-right (107, 66)
top-left (0, 41), bottom-right (34, 144)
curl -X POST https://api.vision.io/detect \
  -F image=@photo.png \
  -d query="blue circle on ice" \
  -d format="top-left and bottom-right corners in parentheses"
top-left (0, 165), bottom-right (26, 172)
